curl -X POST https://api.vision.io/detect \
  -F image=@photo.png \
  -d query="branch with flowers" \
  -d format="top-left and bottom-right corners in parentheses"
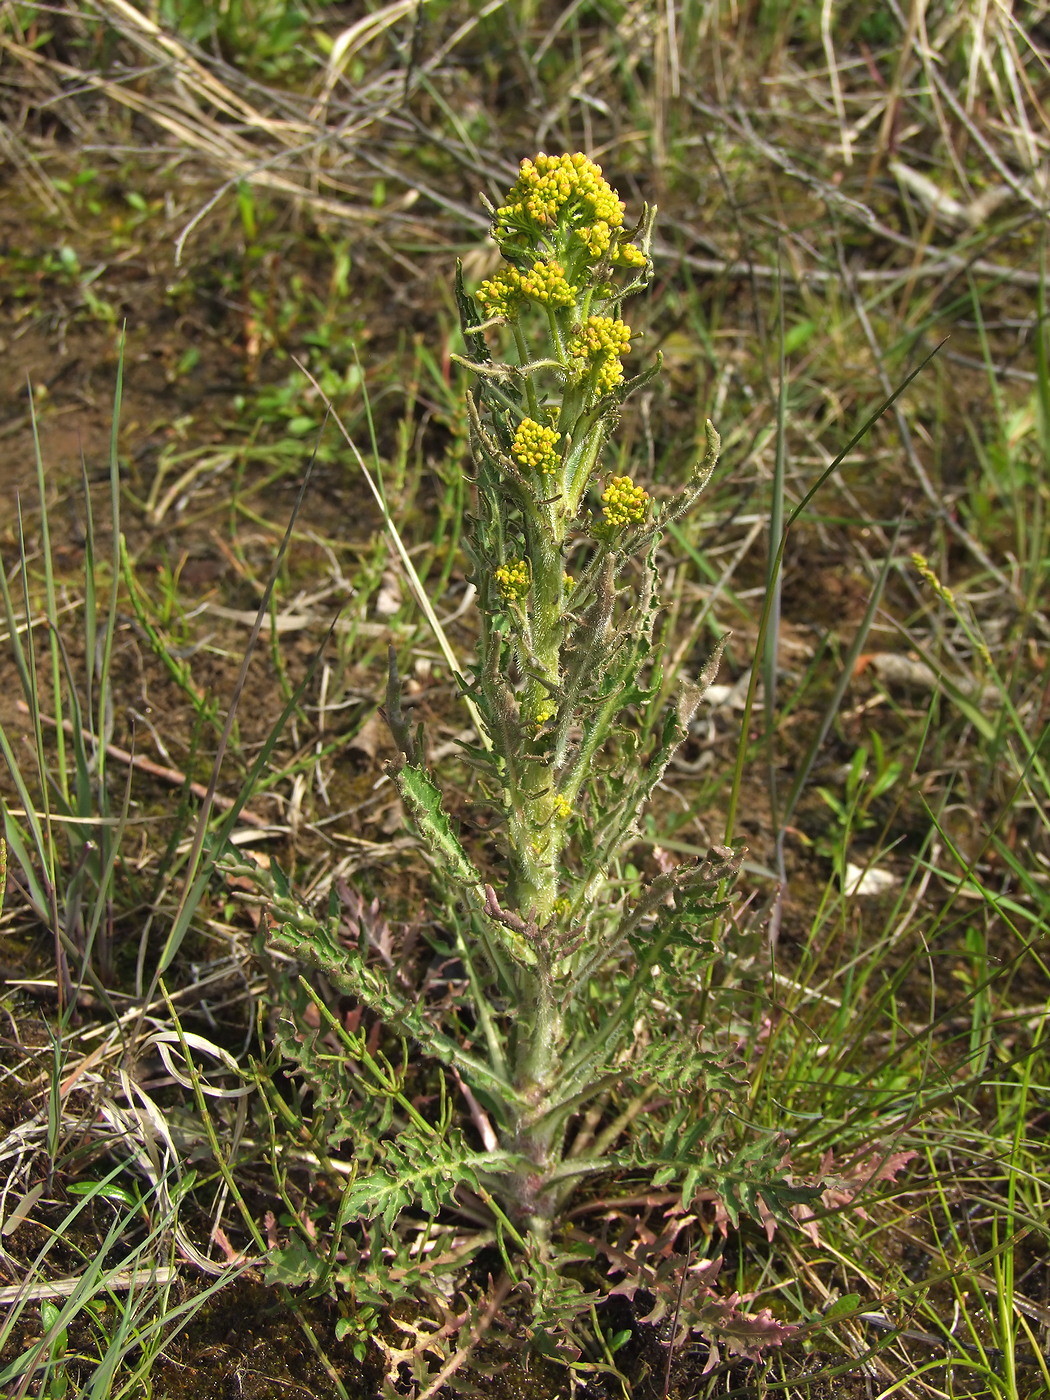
top-left (264, 154), bottom-right (813, 1353)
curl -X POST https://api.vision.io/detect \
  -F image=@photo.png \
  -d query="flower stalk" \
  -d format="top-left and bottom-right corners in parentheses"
top-left (437, 154), bottom-right (726, 1227)
top-left (260, 156), bottom-right (816, 1361)
top-left (269, 155), bottom-right (791, 1254)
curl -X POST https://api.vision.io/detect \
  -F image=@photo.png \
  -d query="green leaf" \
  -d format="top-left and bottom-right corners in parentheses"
top-left (824, 1293), bottom-right (863, 1319)
top-left (340, 1128), bottom-right (519, 1231)
top-left (264, 1231), bottom-right (323, 1288)
top-left (456, 260), bottom-right (491, 362)
top-left (395, 762), bottom-right (485, 890)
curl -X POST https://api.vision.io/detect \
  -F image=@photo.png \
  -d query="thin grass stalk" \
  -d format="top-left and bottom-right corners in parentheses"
top-left (762, 265), bottom-right (789, 945)
top-left (144, 453), bottom-right (324, 996)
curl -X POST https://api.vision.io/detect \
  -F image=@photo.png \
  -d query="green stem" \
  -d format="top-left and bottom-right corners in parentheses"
top-left (513, 322), bottom-right (540, 417)
top-left (503, 495), bottom-right (568, 924)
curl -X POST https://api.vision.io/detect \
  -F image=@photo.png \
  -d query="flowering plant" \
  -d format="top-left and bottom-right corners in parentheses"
top-left (263, 155), bottom-right (809, 1366)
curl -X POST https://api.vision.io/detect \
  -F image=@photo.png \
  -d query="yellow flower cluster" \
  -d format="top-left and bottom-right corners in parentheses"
top-left (517, 259), bottom-right (575, 305)
top-left (498, 153), bottom-right (625, 233)
top-left (494, 558), bottom-right (529, 603)
top-left (492, 153), bottom-right (647, 272)
top-left (512, 417), bottom-right (561, 474)
top-left (610, 239), bottom-right (648, 269)
top-left (574, 222), bottom-right (646, 268)
top-left (601, 475), bottom-right (650, 529)
top-left (550, 792), bottom-right (572, 821)
top-left (476, 259), bottom-right (575, 318)
top-left (532, 698), bottom-right (557, 728)
top-left (568, 315), bottom-right (633, 393)
top-left (475, 269), bottom-right (517, 317)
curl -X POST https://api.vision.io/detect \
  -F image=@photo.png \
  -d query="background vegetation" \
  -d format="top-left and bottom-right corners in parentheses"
top-left (0, 1), bottom-right (1047, 1396)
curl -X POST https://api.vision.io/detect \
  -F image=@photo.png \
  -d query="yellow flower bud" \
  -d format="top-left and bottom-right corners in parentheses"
top-left (568, 316), bottom-right (633, 393)
top-left (494, 558), bottom-right (529, 603)
top-left (532, 698), bottom-right (556, 729)
top-left (489, 153), bottom-right (646, 272)
top-left (600, 475), bottom-right (650, 529)
top-left (512, 417), bottom-right (562, 474)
